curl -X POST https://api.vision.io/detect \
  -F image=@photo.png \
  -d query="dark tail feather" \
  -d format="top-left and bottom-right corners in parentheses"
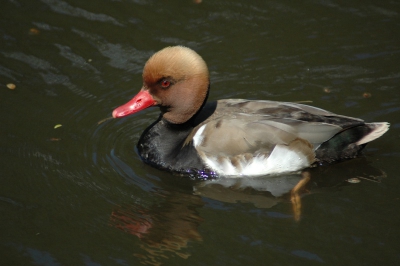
top-left (316, 122), bottom-right (389, 163)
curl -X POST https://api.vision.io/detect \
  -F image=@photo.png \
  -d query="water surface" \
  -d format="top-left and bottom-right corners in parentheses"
top-left (1, 0), bottom-right (400, 265)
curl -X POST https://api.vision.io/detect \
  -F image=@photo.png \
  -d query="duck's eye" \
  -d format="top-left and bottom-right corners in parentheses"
top-left (161, 80), bottom-right (171, 88)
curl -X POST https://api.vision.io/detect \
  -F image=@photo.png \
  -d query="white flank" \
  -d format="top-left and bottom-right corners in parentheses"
top-left (202, 144), bottom-right (311, 176)
top-left (193, 125), bottom-right (206, 147)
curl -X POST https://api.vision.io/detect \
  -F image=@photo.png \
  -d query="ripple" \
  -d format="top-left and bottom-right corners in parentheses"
top-left (84, 104), bottom-right (161, 192)
top-left (71, 29), bottom-right (152, 73)
top-left (2, 51), bottom-right (97, 99)
top-left (40, 0), bottom-right (123, 26)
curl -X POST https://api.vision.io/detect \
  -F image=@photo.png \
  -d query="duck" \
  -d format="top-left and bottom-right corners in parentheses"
top-left (112, 46), bottom-right (389, 177)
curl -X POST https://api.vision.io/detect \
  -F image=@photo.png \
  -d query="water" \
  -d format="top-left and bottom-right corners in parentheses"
top-left (1, 0), bottom-right (400, 265)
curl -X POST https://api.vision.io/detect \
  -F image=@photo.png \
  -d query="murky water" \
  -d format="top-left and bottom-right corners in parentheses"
top-left (1, 0), bottom-right (400, 265)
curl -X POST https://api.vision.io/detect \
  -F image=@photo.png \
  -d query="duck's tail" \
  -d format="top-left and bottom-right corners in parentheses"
top-left (315, 122), bottom-right (390, 163)
top-left (356, 122), bottom-right (390, 145)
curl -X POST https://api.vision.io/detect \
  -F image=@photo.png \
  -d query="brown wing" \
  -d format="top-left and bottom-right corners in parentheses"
top-left (189, 99), bottom-right (354, 157)
top-left (192, 114), bottom-right (342, 157)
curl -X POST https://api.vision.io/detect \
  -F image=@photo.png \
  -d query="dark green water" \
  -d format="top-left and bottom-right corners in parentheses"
top-left (1, 0), bottom-right (400, 265)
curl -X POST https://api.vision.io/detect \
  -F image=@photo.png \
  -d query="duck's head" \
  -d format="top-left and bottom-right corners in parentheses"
top-left (112, 46), bottom-right (210, 124)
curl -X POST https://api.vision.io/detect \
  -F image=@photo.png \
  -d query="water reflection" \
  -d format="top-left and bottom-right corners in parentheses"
top-left (196, 158), bottom-right (385, 221)
top-left (109, 158), bottom-right (385, 265)
top-left (110, 192), bottom-right (204, 265)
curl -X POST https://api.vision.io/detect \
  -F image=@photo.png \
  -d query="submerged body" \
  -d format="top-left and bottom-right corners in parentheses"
top-left (112, 46), bottom-right (389, 177)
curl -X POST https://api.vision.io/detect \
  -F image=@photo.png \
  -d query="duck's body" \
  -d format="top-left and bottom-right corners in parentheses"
top-left (113, 46), bottom-right (389, 177)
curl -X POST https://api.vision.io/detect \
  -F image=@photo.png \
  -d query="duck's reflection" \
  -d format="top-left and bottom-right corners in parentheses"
top-left (110, 192), bottom-right (204, 265)
top-left (110, 158), bottom-right (385, 265)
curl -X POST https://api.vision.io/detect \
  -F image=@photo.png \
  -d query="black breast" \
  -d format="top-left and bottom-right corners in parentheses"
top-left (137, 117), bottom-right (209, 175)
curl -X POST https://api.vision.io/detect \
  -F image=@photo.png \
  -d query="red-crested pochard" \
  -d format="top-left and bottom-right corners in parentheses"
top-left (112, 46), bottom-right (389, 177)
